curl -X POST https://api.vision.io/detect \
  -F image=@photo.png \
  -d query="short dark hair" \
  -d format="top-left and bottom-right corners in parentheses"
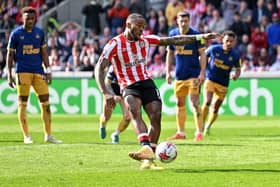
top-left (222, 30), bottom-right (236, 38)
top-left (177, 11), bottom-right (190, 18)
top-left (21, 6), bottom-right (36, 14)
top-left (126, 13), bottom-right (145, 23)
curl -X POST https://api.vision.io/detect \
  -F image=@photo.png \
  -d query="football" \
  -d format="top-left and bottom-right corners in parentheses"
top-left (155, 141), bottom-right (177, 163)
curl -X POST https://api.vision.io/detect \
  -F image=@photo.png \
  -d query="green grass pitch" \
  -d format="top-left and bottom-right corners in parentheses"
top-left (0, 114), bottom-right (280, 187)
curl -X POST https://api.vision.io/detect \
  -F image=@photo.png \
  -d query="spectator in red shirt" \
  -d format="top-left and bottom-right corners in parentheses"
top-left (251, 25), bottom-right (268, 53)
top-left (108, 0), bottom-right (129, 36)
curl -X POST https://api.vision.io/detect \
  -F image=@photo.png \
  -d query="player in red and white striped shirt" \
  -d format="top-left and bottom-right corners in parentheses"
top-left (95, 13), bottom-right (218, 170)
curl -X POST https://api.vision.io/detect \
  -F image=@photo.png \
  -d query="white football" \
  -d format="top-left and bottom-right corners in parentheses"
top-left (156, 141), bottom-right (177, 163)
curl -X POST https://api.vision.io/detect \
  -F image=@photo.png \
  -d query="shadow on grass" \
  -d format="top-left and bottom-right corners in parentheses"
top-left (173, 168), bottom-right (280, 173)
top-left (174, 143), bottom-right (243, 147)
top-left (0, 139), bottom-right (22, 143)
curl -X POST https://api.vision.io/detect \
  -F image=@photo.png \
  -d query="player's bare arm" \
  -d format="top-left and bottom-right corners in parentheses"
top-left (6, 49), bottom-right (15, 88)
top-left (197, 49), bottom-right (207, 84)
top-left (158, 33), bottom-right (219, 46)
top-left (231, 68), bottom-right (241, 80)
top-left (41, 46), bottom-right (52, 84)
top-left (95, 57), bottom-right (116, 108)
top-left (165, 49), bottom-right (175, 84)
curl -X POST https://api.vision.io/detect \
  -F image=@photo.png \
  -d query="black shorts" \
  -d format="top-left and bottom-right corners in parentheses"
top-left (111, 83), bottom-right (121, 96)
top-left (122, 79), bottom-right (162, 105)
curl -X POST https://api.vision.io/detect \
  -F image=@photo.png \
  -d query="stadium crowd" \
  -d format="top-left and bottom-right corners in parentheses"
top-left (1, 0), bottom-right (280, 78)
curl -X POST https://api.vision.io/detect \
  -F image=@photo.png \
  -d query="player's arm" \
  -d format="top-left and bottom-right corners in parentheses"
top-left (41, 46), bottom-right (52, 84)
top-left (158, 33), bottom-right (219, 46)
top-left (197, 47), bottom-right (207, 84)
top-left (95, 57), bottom-right (116, 108)
top-left (231, 57), bottom-right (242, 81)
top-left (166, 48), bottom-right (175, 84)
top-left (231, 67), bottom-right (241, 81)
top-left (6, 49), bottom-right (15, 88)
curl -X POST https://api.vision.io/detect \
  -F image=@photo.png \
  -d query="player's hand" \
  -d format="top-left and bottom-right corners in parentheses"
top-left (202, 33), bottom-right (221, 40)
top-left (166, 73), bottom-right (172, 84)
top-left (7, 75), bottom-right (15, 88)
top-left (104, 93), bottom-right (116, 109)
top-left (114, 96), bottom-right (122, 102)
top-left (231, 74), bottom-right (238, 80)
top-left (197, 72), bottom-right (205, 85)
top-left (45, 73), bottom-right (52, 84)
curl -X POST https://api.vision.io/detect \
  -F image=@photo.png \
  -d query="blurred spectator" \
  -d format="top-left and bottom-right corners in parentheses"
top-left (259, 15), bottom-right (270, 32)
top-left (254, 57), bottom-right (270, 72)
top-left (147, 8), bottom-right (159, 34)
top-left (239, 0), bottom-right (252, 24)
top-left (99, 26), bottom-right (113, 48)
top-left (80, 56), bottom-right (94, 71)
top-left (184, 1), bottom-right (200, 29)
top-left (29, 0), bottom-right (44, 17)
top-left (208, 9), bottom-right (226, 33)
top-left (250, 26), bottom-right (268, 53)
top-left (108, 0), bottom-right (129, 36)
top-left (66, 47), bottom-right (82, 72)
top-left (45, 0), bottom-right (57, 10)
top-left (221, 0), bottom-right (240, 28)
top-left (244, 43), bottom-right (258, 67)
top-left (146, 0), bottom-right (166, 11)
top-left (1, 12), bottom-right (15, 30)
top-left (194, 0), bottom-right (207, 18)
top-left (59, 21), bottom-right (82, 44)
top-left (84, 29), bottom-right (99, 46)
top-left (267, 12), bottom-right (280, 59)
top-left (157, 9), bottom-right (168, 36)
top-left (241, 56), bottom-right (253, 72)
top-left (80, 39), bottom-right (100, 66)
top-left (1, 0), bottom-right (19, 26)
top-left (200, 2), bottom-right (214, 30)
top-left (267, 0), bottom-right (278, 22)
top-left (237, 34), bottom-right (250, 58)
top-left (259, 47), bottom-right (273, 66)
top-left (228, 12), bottom-right (251, 43)
top-left (148, 54), bottom-right (166, 78)
top-left (165, 0), bottom-right (184, 28)
top-left (60, 39), bottom-right (73, 64)
top-left (47, 12), bottom-right (60, 33)
top-left (129, 0), bottom-right (145, 16)
top-left (49, 48), bottom-right (64, 72)
top-left (269, 46), bottom-right (280, 71)
top-left (252, 0), bottom-right (270, 26)
top-left (81, 0), bottom-right (104, 35)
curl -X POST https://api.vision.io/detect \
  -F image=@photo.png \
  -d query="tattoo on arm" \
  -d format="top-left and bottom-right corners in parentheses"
top-left (95, 57), bottom-right (111, 94)
top-left (159, 35), bottom-right (197, 46)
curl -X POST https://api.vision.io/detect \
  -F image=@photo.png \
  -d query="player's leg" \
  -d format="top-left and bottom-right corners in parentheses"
top-left (190, 93), bottom-right (203, 141)
top-left (34, 74), bottom-right (61, 143)
top-left (99, 99), bottom-right (114, 139)
top-left (202, 80), bottom-right (215, 135)
top-left (205, 98), bottom-right (223, 130)
top-left (204, 82), bottom-right (227, 135)
top-left (125, 94), bottom-right (155, 161)
top-left (167, 80), bottom-right (187, 140)
top-left (111, 98), bottom-right (130, 144)
top-left (142, 84), bottom-right (163, 170)
top-left (187, 78), bottom-right (203, 141)
top-left (16, 73), bottom-right (32, 144)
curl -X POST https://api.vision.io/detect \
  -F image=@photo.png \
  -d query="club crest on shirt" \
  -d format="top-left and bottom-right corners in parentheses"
top-left (229, 56), bottom-right (233, 61)
top-left (36, 34), bottom-right (40, 39)
top-left (215, 53), bottom-right (220, 57)
top-left (20, 36), bottom-right (24, 40)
